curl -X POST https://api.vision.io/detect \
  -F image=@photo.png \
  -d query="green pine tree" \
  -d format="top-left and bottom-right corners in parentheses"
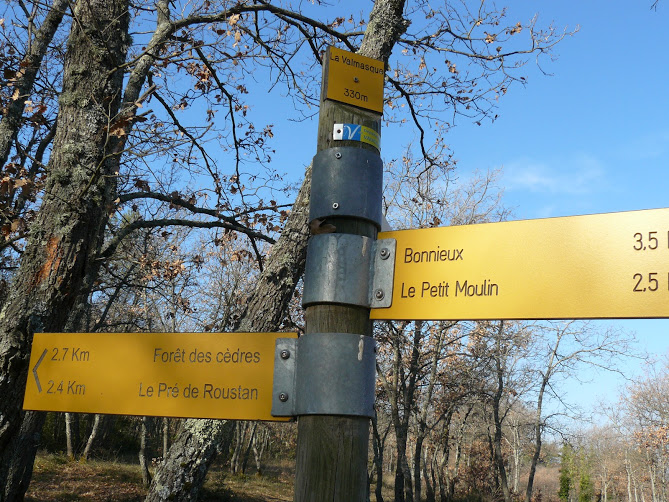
top-left (579, 471), bottom-right (594, 502)
top-left (559, 445), bottom-right (573, 502)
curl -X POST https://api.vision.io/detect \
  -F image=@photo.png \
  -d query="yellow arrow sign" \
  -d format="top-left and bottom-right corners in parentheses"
top-left (23, 332), bottom-right (296, 421)
top-left (370, 207), bottom-right (669, 321)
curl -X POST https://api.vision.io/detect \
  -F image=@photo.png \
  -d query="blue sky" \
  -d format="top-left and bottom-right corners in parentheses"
top-left (441, 0), bottom-right (669, 414)
top-left (256, 1), bottom-right (668, 415)
top-left (448, 0), bottom-right (669, 220)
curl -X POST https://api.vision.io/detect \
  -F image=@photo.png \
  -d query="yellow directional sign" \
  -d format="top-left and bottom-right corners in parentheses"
top-left (325, 46), bottom-right (384, 113)
top-left (23, 332), bottom-right (297, 421)
top-left (370, 207), bottom-right (669, 321)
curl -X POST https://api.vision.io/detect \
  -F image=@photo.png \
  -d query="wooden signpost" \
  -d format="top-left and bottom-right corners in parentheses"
top-left (293, 45), bottom-right (385, 502)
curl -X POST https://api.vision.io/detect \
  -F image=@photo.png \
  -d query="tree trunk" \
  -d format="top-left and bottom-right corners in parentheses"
top-left (241, 422), bottom-right (257, 474)
top-left (438, 431), bottom-right (450, 502)
top-left (402, 445), bottom-right (414, 502)
top-left (397, 321), bottom-right (424, 502)
top-left (371, 413), bottom-right (385, 502)
top-left (0, 0), bottom-right (130, 497)
top-left (437, 410), bottom-right (455, 502)
top-left (448, 408), bottom-right (471, 502)
top-left (64, 413), bottom-right (81, 459)
top-left (423, 449), bottom-right (436, 502)
top-left (230, 421), bottom-right (244, 474)
top-left (647, 456), bottom-right (657, 502)
top-left (2, 411), bottom-right (47, 501)
top-left (391, 377), bottom-right (409, 502)
top-left (626, 455), bottom-right (634, 502)
top-left (512, 422), bottom-right (521, 493)
top-left (438, 464), bottom-right (447, 502)
top-left (385, 321), bottom-right (417, 502)
top-left (413, 325), bottom-right (446, 502)
top-left (492, 322), bottom-right (512, 502)
top-left (526, 377), bottom-right (549, 502)
top-left (252, 426), bottom-right (268, 475)
top-left (162, 418), bottom-right (169, 459)
top-left (492, 418), bottom-right (511, 502)
top-left (139, 417), bottom-right (152, 488)
top-left (146, 419), bottom-right (234, 502)
top-left (414, 434), bottom-right (424, 502)
top-left (394, 424), bottom-right (414, 502)
top-left (65, 413), bottom-right (75, 459)
top-left (82, 414), bottom-right (102, 461)
top-left (396, 462), bottom-right (406, 502)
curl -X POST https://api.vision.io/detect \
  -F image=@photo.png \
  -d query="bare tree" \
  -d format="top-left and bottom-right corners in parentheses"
top-left (525, 321), bottom-right (637, 502)
top-left (620, 358), bottom-right (669, 502)
top-left (375, 164), bottom-right (511, 502)
top-left (447, 320), bottom-right (534, 502)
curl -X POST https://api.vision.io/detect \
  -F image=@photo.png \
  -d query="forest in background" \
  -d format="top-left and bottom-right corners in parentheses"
top-left (27, 336), bottom-right (669, 502)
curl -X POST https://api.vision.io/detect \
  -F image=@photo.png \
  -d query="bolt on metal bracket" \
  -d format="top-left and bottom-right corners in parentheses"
top-left (302, 234), bottom-right (396, 309)
top-left (271, 332), bottom-right (376, 418)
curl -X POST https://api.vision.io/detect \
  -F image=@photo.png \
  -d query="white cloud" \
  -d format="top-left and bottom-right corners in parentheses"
top-left (617, 129), bottom-right (669, 161)
top-left (503, 153), bottom-right (605, 195)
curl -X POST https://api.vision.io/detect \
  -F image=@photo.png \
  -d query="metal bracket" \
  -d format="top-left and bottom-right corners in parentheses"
top-left (272, 337), bottom-right (297, 417)
top-left (371, 238), bottom-right (396, 309)
top-left (309, 147), bottom-right (383, 229)
top-left (271, 333), bottom-right (376, 418)
top-left (302, 234), bottom-right (396, 309)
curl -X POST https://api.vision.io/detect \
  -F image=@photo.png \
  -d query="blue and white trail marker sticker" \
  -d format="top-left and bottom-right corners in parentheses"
top-left (333, 123), bottom-right (381, 151)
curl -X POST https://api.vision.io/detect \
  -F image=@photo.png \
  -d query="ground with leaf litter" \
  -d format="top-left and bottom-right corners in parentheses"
top-left (26, 454), bottom-right (294, 502)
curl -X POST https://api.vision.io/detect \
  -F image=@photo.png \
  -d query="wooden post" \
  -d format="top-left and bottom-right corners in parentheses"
top-left (293, 48), bottom-right (383, 501)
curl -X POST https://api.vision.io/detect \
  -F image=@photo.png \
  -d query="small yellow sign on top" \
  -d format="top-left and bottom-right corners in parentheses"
top-left (23, 331), bottom-right (297, 421)
top-left (325, 46), bottom-right (384, 113)
top-left (370, 207), bottom-right (669, 321)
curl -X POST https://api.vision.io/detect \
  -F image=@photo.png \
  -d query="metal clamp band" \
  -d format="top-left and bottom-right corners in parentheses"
top-left (302, 234), bottom-right (396, 309)
top-left (309, 147), bottom-right (383, 228)
top-left (271, 333), bottom-right (376, 418)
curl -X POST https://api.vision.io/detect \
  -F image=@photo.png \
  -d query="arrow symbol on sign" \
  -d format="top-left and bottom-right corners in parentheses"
top-left (32, 349), bottom-right (47, 393)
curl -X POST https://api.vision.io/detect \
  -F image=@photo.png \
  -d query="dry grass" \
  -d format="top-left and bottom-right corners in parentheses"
top-left (26, 453), bottom-right (295, 502)
top-left (26, 454), bottom-right (145, 501)
top-left (201, 460), bottom-right (294, 502)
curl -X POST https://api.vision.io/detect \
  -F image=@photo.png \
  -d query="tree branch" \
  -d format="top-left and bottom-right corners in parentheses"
top-left (99, 217), bottom-right (274, 261)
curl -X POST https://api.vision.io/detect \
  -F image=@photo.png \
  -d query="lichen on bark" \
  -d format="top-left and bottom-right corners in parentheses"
top-left (0, 0), bottom-right (131, 497)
